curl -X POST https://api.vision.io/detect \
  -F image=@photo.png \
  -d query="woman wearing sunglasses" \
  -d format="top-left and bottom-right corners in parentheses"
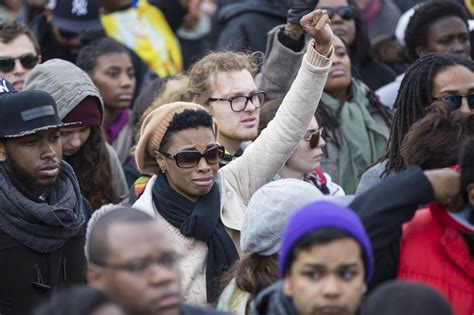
top-left (259, 99), bottom-right (345, 196)
top-left (315, 0), bottom-right (396, 90)
top-left (357, 52), bottom-right (474, 195)
top-left (131, 10), bottom-right (334, 306)
top-left (0, 20), bottom-right (41, 91)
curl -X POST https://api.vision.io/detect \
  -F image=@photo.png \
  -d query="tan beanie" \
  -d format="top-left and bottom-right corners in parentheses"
top-left (136, 102), bottom-right (219, 175)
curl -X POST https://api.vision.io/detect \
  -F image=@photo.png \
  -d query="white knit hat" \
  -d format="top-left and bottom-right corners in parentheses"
top-left (240, 178), bottom-right (324, 256)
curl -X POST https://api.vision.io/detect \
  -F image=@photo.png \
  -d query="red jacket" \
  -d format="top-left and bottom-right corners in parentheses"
top-left (398, 203), bottom-right (474, 315)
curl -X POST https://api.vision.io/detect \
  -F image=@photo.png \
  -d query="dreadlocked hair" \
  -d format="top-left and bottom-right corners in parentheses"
top-left (405, 1), bottom-right (469, 63)
top-left (65, 126), bottom-right (119, 212)
top-left (383, 53), bottom-right (474, 175)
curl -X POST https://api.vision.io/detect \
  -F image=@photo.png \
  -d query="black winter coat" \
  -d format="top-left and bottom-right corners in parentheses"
top-left (0, 230), bottom-right (86, 315)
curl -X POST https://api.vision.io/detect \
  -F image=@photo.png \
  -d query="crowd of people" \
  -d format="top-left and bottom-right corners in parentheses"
top-left (0, 0), bottom-right (473, 315)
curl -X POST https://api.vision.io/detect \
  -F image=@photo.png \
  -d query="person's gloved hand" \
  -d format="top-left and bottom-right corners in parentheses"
top-left (287, 0), bottom-right (319, 24)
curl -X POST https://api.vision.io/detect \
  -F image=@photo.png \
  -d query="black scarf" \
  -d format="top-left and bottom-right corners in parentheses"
top-left (152, 173), bottom-right (239, 302)
top-left (0, 161), bottom-right (85, 253)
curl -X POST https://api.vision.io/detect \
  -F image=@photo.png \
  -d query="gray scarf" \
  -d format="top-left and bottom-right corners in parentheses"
top-left (0, 161), bottom-right (85, 253)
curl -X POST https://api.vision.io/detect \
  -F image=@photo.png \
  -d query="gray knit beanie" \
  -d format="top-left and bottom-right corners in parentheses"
top-left (240, 178), bottom-right (324, 256)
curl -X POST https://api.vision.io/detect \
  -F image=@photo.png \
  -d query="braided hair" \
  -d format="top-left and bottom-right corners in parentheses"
top-left (383, 53), bottom-right (474, 175)
top-left (405, 1), bottom-right (469, 63)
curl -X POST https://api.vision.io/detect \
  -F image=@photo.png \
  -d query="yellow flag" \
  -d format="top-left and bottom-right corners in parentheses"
top-left (101, 0), bottom-right (183, 77)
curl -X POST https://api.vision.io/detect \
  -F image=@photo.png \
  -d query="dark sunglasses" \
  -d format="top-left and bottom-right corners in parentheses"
top-left (436, 95), bottom-right (474, 110)
top-left (160, 144), bottom-right (225, 168)
top-left (58, 28), bottom-right (80, 39)
top-left (304, 128), bottom-right (323, 149)
top-left (0, 53), bottom-right (39, 73)
top-left (320, 6), bottom-right (356, 20)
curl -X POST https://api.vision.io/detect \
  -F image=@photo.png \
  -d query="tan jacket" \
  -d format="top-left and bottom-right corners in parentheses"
top-left (133, 42), bottom-right (332, 305)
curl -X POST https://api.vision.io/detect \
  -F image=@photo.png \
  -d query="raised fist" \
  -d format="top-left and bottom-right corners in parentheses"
top-left (300, 9), bottom-right (333, 55)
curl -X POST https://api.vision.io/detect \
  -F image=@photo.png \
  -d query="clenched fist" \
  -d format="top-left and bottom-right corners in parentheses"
top-left (300, 9), bottom-right (333, 55)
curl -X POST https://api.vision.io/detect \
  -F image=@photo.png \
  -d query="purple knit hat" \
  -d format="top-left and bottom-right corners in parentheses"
top-left (278, 201), bottom-right (374, 283)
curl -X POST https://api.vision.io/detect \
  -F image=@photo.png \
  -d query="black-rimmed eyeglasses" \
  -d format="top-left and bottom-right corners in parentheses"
top-left (159, 144), bottom-right (225, 168)
top-left (208, 91), bottom-right (266, 112)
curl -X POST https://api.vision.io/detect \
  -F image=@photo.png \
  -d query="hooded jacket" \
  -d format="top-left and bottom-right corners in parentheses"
top-left (24, 59), bottom-right (128, 201)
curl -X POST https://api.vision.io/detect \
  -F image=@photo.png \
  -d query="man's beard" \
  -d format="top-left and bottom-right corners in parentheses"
top-left (5, 151), bottom-right (59, 197)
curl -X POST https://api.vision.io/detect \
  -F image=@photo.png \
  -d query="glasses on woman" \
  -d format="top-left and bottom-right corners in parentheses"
top-left (319, 6), bottom-right (356, 20)
top-left (160, 144), bottom-right (225, 168)
top-left (434, 95), bottom-right (474, 110)
top-left (208, 91), bottom-right (266, 112)
top-left (0, 53), bottom-right (39, 73)
top-left (304, 128), bottom-right (324, 149)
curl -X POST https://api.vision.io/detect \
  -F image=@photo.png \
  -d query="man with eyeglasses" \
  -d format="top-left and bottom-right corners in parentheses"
top-left (0, 20), bottom-right (41, 90)
top-left (86, 207), bottom-right (229, 315)
top-left (186, 52), bottom-right (266, 167)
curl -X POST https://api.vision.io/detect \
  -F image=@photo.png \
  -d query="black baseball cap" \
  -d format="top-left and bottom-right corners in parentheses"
top-left (51, 0), bottom-right (102, 33)
top-left (0, 78), bottom-right (78, 138)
